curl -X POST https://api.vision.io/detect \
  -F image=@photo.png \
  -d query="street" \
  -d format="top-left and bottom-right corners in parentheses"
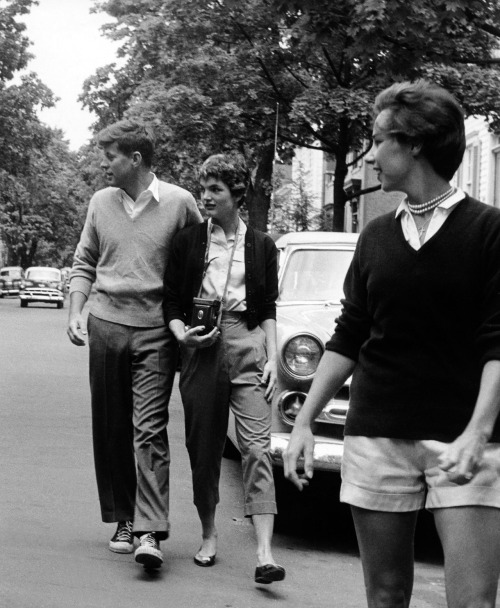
top-left (0, 296), bottom-right (449, 608)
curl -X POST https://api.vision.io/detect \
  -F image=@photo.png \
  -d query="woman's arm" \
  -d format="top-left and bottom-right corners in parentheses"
top-left (439, 359), bottom-right (500, 483)
top-left (284, 351), bottom-right (356, 490)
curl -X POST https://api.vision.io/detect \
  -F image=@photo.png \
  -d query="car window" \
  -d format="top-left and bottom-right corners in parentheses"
top-left (279, 248), bottom-right (354, 303)
top-left (1, 269), bottom-right (22, 278)
top-left (26, 269), bottom-right (61, 282)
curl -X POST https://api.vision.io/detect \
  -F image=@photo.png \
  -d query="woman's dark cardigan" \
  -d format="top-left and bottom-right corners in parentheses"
top-left (163, 221), bottom-right (278, 330)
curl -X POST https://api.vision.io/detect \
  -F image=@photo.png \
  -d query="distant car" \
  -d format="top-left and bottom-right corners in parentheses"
top-left (19, 266), bottom-right (65, 309)
top-left (0, 266), bottom-right (25, 297)
top-left (225, 231), bottom-right (359, 473)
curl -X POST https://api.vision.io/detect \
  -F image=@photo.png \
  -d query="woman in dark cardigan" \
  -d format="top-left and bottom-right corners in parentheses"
top-left (285, 80), bottom-right (500, 607)
top-left (164, 153), bottom-right (285, 585)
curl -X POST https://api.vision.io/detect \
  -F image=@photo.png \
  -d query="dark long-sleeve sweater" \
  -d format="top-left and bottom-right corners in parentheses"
top-left (326, 196), bottom-right (500, 442)
top-left (163, 221), bottom-right (278, 330)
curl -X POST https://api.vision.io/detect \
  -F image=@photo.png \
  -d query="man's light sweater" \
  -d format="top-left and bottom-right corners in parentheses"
top-left (70, 182), bottom-right (201, 327)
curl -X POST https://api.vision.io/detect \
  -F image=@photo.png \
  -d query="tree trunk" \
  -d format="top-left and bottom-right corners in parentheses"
top-left (331, 118), bottom-right (350, 232)
top-left (246, 144), bottom-right (274, 232)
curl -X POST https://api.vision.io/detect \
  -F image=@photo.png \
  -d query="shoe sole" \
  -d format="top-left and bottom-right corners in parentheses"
top-left (109, 543), bottom-right (134, 554)
top-left (135, 549), bottom-right (163, 569)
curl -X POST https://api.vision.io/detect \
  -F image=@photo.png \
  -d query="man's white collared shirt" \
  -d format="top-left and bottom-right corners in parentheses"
top-left (121, 173), bottom-right (159, 219)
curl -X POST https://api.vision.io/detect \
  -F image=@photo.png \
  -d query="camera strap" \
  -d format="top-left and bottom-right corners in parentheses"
top-left (198, 219), bottom-right (241, 324)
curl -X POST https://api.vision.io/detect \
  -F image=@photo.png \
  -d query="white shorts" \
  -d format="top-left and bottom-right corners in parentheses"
top-left (340, 435), bottom-right (500, 511)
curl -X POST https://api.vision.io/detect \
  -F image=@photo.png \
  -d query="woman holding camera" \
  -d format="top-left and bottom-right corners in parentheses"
top-left (163, 153), bottom-right (285, 584)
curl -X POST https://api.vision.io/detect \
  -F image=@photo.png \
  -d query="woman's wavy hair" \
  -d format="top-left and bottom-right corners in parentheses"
top-left (97, 119), bottom-right (156, 168)
top-left (199, 153), bottom-right (250, 207)
top-left (373, 80), bottom-right (465, 180)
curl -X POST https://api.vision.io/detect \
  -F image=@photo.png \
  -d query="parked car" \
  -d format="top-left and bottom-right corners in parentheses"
top-left (19, 266), bottom-right (65, 308)
top-left (225, 231), bottom-right (359, 472)
top-left (0, 266), bottom-right (25, 297)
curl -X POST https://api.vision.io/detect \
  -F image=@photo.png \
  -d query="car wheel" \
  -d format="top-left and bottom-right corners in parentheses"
top-left (20, 300), bottom-right (27, 308)
top-left (57, 301), bottom-right (64, 309)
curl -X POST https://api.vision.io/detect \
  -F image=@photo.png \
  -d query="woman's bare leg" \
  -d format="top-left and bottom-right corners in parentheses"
top-left (351, 506), bottom-right (418, 608)
top-left (434, 506), bottom-right (500, 608)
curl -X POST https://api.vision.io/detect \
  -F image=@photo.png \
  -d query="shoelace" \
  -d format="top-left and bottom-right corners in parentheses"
top-left (140, 533), bottom-right (158, 548)
top-left (115, 521), bottom-right (133, 541)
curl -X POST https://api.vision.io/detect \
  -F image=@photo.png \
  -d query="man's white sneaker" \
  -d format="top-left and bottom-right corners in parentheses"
top-left (134, 533), bottom-right (163, 569)
top-left (109, 521), bottom-right (134, 554)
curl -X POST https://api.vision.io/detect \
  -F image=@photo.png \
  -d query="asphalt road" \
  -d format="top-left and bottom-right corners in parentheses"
top-left (0, 296), bottom-right (450, 608)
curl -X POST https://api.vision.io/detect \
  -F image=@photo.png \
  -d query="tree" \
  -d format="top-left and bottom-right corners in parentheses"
top-left (0, 0), bottom-right (92, 267)
top-left (84, 0), bottom-right (500, 232)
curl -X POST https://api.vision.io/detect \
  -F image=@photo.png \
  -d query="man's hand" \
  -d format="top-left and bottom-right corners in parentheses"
top-left (67, 313), bottom-right (87, 346)
top-left (283, 423), bottom-right (315, 491)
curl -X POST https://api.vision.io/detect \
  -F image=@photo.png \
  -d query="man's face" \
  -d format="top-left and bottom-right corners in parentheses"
top-left (100, 142), bottom-right (134, 188)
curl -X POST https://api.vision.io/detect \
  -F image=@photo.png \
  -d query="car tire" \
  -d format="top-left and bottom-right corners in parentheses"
top-left (57, 301), bottom-right (64, 309)
top-left (20, 300), bottom-right (27, 308)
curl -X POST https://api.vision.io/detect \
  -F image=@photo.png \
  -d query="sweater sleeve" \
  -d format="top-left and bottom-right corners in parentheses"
top-left (475, 211), bottom-right (500, 364)
top-left (163, 231), bottom-right (188, 325)
top-left (260, 236), bottom-right (278, 322)
top-left (325, 236), bottom-right (371, 361)
top-left (69, 196), bottom-right (99, 298)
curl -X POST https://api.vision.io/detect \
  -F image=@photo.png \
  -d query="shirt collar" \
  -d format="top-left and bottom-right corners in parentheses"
top-left (395, 187), bottom-right (466, 218)
top-left (118, 173), bottom-right (159, 204)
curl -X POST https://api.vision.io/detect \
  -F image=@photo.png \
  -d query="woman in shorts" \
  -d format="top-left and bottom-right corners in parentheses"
top-left (284, 80), bottom-right (500, 607)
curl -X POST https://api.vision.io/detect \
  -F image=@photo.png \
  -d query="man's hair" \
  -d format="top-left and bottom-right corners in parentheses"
top-left (373, 79), bottom-right (465, 180)
top-left (97, 119), bottom-right (156, 168)
top-left (199, 153), bottom-right (250, 207)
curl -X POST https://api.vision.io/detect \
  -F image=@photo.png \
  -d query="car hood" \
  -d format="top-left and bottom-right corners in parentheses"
top-left (277, 301), bottom-right (343, 346)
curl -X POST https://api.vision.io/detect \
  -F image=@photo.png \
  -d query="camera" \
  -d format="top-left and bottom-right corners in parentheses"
top-left (191, 297), bottom-right (221, 335)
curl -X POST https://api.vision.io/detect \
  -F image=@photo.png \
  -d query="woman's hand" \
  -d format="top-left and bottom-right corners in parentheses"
top-left (262, 358), bottom-right (277, 401)
top-left (438, 429), bottom-right (488, 484)
top-left (177, 325), bottom-right (219, 349)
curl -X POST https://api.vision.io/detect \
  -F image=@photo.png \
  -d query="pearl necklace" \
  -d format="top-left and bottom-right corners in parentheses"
top-left (407, 186), bottom-right (455, 215)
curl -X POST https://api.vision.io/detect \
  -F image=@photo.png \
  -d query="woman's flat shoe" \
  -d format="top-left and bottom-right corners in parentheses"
top-left (194, 552), bottom-right (216, 567)
top-left (254, 564), bottom-right (286, 584)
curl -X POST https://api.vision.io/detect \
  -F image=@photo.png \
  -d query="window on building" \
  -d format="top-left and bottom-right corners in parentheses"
top-left (494, 148), bottom-right (500, 208)
top-left (457, 142), bottom-right (480, 199)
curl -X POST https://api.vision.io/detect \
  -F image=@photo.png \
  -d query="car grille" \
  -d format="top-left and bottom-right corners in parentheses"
top-left (23, 288), bottom-right (62, 297)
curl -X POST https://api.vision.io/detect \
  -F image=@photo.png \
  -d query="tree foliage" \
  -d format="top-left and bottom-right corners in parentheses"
top-left (0, 0), bottom-right (92, 267)
top-left (82, 0), bottom-right (500, 231)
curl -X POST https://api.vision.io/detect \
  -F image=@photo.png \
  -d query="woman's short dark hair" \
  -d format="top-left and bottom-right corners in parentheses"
top-left (97, 120), bottom-right (156, 168)
top-left (199, 153), bottom-right (250, 207)
top-left (373, 80), bottom-right (465, 180)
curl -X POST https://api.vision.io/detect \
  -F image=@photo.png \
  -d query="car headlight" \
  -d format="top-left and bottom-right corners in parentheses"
top-left (282, 334), bottom-right (323, 379)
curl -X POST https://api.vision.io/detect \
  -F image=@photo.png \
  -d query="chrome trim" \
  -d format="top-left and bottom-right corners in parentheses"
top-left (269, 433), bottom-right (343, 472)
top-left (277, 390), bottom-right (348, 427)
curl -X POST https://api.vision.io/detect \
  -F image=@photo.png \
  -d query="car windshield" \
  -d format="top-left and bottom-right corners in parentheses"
top-left (279, 248), bottom-right (354, 303)
top-left (26, 269), bottom-right (61, 282)
top-left (1, 269), bottom-right (22, 278)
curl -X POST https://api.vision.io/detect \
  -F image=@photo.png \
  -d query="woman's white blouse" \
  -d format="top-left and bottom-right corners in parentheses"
top-left (201, 218), bottom-right (247, 311)
top-left (396, 188), bottom-right (466, 250)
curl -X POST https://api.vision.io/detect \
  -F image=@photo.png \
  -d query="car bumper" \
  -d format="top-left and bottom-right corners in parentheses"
top-left (269, 432), bottom-right (343, 472)
top-left (1, 288), bottom-right (20, 296)
top-left (20, 291), bottom-right (64, 303)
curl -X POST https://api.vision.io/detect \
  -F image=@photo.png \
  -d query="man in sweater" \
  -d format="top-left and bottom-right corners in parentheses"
top-left (67, 120), bottom-right (202, 570)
